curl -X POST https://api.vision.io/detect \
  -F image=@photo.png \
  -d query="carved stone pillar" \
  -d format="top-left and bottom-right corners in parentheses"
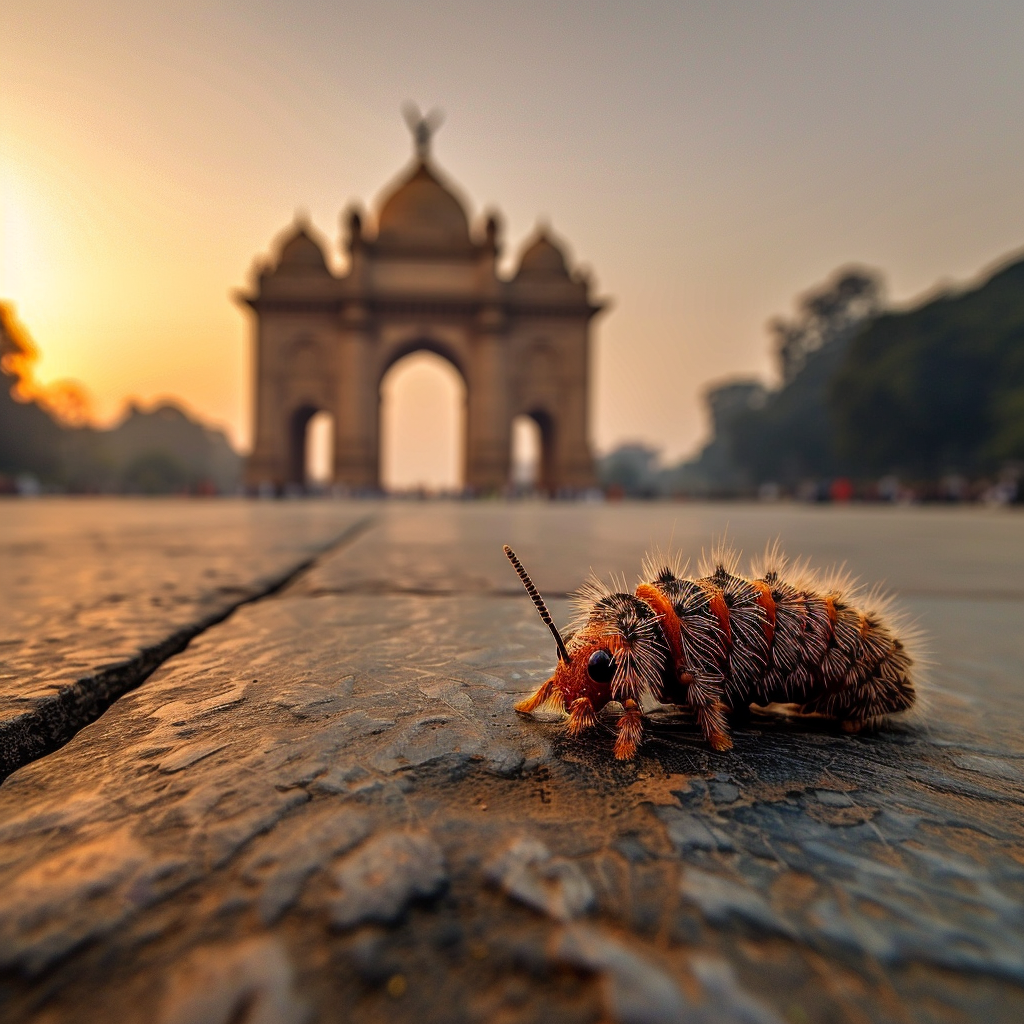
top-left (335, 301), bottom-right (377, 489)
top-left (465, 304), bottom-right (510, 493)
top-left (245, 304), bottom-right (290, 490)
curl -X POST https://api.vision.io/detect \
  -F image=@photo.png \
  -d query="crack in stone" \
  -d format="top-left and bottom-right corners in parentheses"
top-left (0, 515), bottom-right (377, 783)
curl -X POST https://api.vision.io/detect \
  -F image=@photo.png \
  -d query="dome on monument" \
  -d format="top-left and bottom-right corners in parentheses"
top-left (275, 223), bottom-right (330, 274)
top-left (375, 161), bottom-right (473, 252)
top-left (516, 230), bottom-right (570, 278)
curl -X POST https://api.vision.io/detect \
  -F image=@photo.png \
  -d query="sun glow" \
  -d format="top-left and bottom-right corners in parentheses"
top-left (4, 2), bottom-right (1024, 464)
top-left (1, 150), bottom-right (111, 418)
top-left (0, 122), bottom-right (246, 440)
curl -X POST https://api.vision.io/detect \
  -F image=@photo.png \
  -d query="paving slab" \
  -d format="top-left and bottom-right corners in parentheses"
top-left (0, 498), bottom-right (374, 775)
top-left (1, 502), bottom-right (1023, 1024)
top-left (295, 500), bottom-right (1024, 600)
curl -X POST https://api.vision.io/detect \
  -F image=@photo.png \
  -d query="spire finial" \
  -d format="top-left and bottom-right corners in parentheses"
top-left (402, 102), bottom-right (445, 160)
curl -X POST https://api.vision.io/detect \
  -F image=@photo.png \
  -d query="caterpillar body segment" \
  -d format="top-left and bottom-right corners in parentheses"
top-left (505, 544), bottom-right (918, 760)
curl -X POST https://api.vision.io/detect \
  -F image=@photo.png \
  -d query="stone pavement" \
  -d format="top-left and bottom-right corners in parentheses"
top-left (0, 499), bottom-right (370, 776)
top-left (1, 500), bottom-right (1023, 1023)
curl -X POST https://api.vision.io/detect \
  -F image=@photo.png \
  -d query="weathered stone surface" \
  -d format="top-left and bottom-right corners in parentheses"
top-left (678, 867), bottom-right (796, 938)
top-left (241, 803), bottom-right (372, 924)
top-left (330, 831), bottom-right (448, 928)
top-left (294, 501), bottom-right (1024, 600)
top-left (0, 502), bottom-right (1023, 1023)
top-left (553, 926), bottom-right (691, 1024)
top-left (552, 927), bottom-right (785, 1024)
top-left (156, 936), bottom-right (310, 1024)
top-left (0, 498), bottom-right (370, 775)
top-left (487, 837), bottom-right (596, 922)
top-left (688, 956), bottom-right (787, 1024)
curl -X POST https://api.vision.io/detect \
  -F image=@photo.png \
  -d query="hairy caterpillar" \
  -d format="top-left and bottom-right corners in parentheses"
top-left (504, 543), bottom-right (917, 760)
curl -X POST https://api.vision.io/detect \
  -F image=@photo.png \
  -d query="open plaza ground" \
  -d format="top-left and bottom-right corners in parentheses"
top-left (1, 498), bottom-right (1023, 1023)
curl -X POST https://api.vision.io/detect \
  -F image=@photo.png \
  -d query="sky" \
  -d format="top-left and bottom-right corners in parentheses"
top-left (4, 0), bottom-right (1024, 484)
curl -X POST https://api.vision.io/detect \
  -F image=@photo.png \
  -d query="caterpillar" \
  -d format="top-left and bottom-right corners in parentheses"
top-left (503, 543), bottom-right (918, 760)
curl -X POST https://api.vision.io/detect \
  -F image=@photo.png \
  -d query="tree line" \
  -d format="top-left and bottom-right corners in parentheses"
top-left (600, 251), bottom-right (1024, 500)
top-left (1, 304), bottom-right (241, 495)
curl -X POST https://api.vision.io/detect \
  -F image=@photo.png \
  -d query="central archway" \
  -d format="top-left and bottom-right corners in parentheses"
top-left (379, 348), bottom-right (467, 494)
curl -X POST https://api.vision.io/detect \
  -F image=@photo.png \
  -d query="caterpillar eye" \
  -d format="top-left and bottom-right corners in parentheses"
top-left (587, 648), bottom-right (616, 684)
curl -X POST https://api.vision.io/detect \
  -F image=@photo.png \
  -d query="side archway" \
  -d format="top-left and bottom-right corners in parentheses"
top-left (287, 404), bottom-right (320, 486)
top-left (510, 408), bottom-right (557, 494)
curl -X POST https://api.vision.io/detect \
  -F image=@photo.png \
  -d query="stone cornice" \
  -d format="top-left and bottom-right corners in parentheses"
top-left (237, 292), bottom-right (606, 320)
top-left (237, 294), bottom-right (343, 315)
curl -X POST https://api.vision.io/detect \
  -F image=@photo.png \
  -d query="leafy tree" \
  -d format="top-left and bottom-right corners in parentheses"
top-left (1, 304), bottom-right (241, 491)
top-left (832, 257), bottom-right (1024, 476)
top-left (0, 304), bottom-right (64, 480)
top-left (772, 268), bottom-right (884, 384)
top-left (727, 266), bottom-right (885, 484)
top-left (122, 451), bottom-right (190, 494)
top-left (598, 443), bottom-right (661, 497)
top-left (0, 302), bottom-right (37, 396)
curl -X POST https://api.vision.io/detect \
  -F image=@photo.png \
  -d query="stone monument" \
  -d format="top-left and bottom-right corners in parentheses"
top-left (239, 111), bottom-right (605, 493)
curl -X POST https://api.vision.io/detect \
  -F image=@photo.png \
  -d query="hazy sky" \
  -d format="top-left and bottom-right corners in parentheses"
top-left (4, 1), bottom-right (1024, 478)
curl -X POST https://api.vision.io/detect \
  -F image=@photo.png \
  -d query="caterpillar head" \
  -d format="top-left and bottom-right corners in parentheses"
top-left (563, 591), bottom-right (667, 706)
top-left (504, 546), bottom-right (666, 713)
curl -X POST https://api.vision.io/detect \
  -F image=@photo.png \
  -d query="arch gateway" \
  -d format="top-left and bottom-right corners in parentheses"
top-left (238, 123), bottom-right (605, 493)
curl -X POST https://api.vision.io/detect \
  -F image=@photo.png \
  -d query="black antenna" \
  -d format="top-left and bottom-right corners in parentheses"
top-left (503, 545), bottom-right (570, 664)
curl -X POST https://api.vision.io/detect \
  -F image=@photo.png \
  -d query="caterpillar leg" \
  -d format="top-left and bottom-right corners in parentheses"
top-left (566, 697), bottom-right (598, 736)
top-left (698, 704), bottom-right (733, 752)
top-left (514, 677), bottom-right (564, 715)
top-left (682, 673), bottom-right (732, 752)
top-left (614, 699), bottom-right (645, 760)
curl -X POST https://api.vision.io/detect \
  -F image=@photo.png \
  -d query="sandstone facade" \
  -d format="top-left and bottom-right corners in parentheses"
top-left (239, 133), bottom-right (605, 493)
